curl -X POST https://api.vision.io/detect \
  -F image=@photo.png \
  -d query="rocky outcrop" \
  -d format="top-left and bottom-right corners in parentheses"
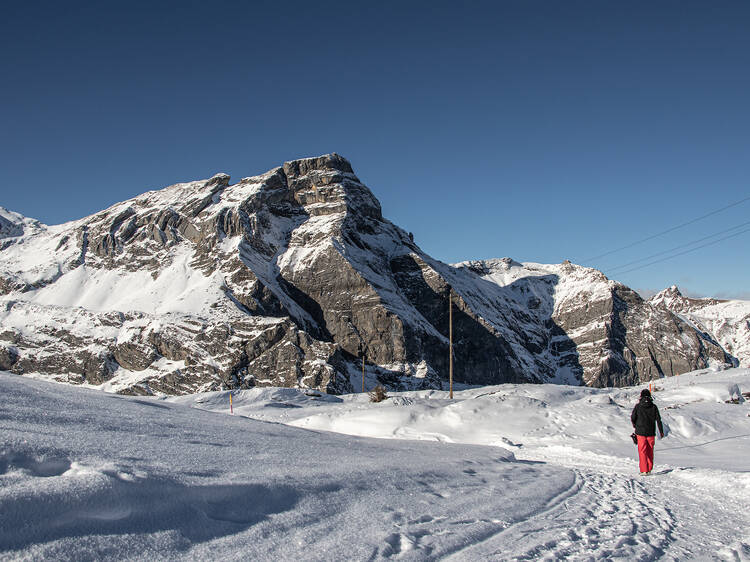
top-left (649, 286), bottom-right (749, 367)
top-left (459, 258), bottom-right (735, 387)
top-left (0, 154), bottom-right (739, 394)
top-left (577, 285), bottom-right (731, 387)
top-left (0, 301), bottom-right (350, 395)
top-left (649, 286), bottom-right (725, 314)
top-left (0, 207), bottom-right (32, 239)
top-left (0, 343), bottom-right (18, 370)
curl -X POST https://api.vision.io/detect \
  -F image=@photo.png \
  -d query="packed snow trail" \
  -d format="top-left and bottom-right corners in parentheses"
top-left (503, 447), bottom-right (750, 562)
top-left (445, 469), bottom-right (674, 560)
top-left (368, 454), bottom-right (749, 560)
top-left (451, 462), bottom-right (747, 561)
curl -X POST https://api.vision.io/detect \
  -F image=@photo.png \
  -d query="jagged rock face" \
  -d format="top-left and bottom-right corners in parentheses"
top-left (461, 259), bottom-right (735, 388)
top-left (649, 286), bottom-right (750, 368)
top-left (0, 154), bottom-right (740, 394)
top-left (578, 286), bottom-right (730, 387)
top-left (390, 254), bottom-right (526, 385)
top-left (0, 210), bottom-right (24, 240)
top-left (0, 158), bottom-right (365, 394)
top-left (648, 286), bottom-right (727, 314)
top-left (0, 301), bottom-right (347, 395)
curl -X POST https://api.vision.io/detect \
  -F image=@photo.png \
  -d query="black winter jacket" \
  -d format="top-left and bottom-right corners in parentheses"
top-left (631, 396), bottom-right (664, 437)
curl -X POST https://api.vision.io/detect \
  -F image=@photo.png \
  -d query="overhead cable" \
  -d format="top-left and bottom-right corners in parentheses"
top-left (606, 219), bottom-right (750, 274)
top-left (608, 226), bottom-right (750, 276)
top-left (584, 194), bottom-right (750, 262)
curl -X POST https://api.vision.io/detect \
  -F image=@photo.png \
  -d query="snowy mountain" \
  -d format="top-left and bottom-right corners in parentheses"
top-left (0, 206), bottom-right (39, 239)
top-left (2, 367), bottom-right (748, 559)
top-left (455, 259), bottom-right (737, 386)
top-left (650, 285), bottom-right (750, 367)
top-left (0, 154), bottom-right (737, 394)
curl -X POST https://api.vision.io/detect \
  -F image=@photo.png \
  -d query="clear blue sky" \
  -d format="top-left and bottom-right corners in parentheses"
top-left (2, 1), bottom-right (749, 299)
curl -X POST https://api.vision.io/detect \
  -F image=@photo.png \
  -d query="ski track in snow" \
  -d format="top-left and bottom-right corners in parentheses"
top-left (368, 458), bottom-right (749, 561)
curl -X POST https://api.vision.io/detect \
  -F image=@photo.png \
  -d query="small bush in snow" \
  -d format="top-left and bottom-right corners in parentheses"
top-left (369, 385), bottom-right (388, 403)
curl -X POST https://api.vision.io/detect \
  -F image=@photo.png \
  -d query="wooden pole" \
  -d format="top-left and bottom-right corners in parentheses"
top-left (449, 287), bottom-right (453, 400)
top-left (229, 393), bottom-right (233, 415)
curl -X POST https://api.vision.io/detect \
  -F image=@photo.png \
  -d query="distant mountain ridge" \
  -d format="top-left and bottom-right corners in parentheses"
top-left (649, 285), bottom-right (750, 367)
top-left (0, 154), bottom-right (740, 394)
top-left (0, 206), bottom-right (38, 239)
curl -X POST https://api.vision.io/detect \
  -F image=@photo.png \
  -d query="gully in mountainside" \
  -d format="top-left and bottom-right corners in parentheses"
top-left (631, 388), bottom-right (665, 475)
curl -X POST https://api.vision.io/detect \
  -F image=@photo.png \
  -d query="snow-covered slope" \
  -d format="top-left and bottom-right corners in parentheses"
top-left (650, 285), bottom-right (750, 367)
top-left (0, 162), bottom-right (360, 394)
top-left (0, 206), bottom-right (40, 240)
top-left (456, 259), bottom-right (734, 386)
top-left (2, 367), bottom-right (748, 560)
top-left (0, 155), bottom-right (736, 394)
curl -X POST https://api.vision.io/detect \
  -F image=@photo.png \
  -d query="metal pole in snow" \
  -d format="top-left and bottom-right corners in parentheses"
top-left (362, 353), bottom-right (365, 394)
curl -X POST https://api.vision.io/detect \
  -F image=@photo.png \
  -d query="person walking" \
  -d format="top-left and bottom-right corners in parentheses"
top-left (631, 388), bottom-right (664, 475)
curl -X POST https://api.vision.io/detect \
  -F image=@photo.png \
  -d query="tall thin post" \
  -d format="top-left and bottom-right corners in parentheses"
top-left (362, 352), bottom-right (365, 393)
top-left (449, 287), bottom-right (453, 399)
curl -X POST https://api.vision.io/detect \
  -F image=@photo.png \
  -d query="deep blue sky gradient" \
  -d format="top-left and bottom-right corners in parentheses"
top-left (2, 1), bottom-right (749, 298)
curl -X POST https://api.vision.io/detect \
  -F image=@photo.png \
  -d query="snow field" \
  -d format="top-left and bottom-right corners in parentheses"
top-left (2, 368), bottom-right (749, 560)
top-left (186, 367), bottom-right (750, 560)
top-left (0, 374), bottom-right (567, 561)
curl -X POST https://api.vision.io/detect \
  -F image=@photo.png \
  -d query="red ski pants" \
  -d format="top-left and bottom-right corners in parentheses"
top-left (637, 435), bottom-right (655, 473)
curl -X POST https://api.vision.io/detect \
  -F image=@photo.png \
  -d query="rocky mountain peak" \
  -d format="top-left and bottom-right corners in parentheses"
top-left (0, 207), bottom-right (39, 240)
top-left (205, 173), bottom-right (231, 188)
top-left (0, 209), bottom-right (23, 239)
top-left (649, 285), bottom-right (728, 315)
top-left (650, 285), bottom-right (695, 311)
top-left (648, 286), bottom-right (749, 367)
top-left (283, 153), bottom-right (354, 177)
top-left (661, 285), bottom-right (683, 298)
top-left (278, 153), bottom-right (382, 221)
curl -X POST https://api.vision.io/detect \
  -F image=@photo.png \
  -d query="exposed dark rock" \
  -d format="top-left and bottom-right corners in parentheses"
top-left (0, 344), bottom-right (18, 370)
top-left (113, 341), bottom-right (158, 371)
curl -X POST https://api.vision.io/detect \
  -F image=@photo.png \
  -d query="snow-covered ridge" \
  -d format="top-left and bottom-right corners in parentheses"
top-left (453, 257), bottom-right (736, 386)
top-left (650, 285), bottom-right (750, 367)
top-left (455, 257), bottom-right (616, 316)
top-left (0, 206), bottom-right (42, 239)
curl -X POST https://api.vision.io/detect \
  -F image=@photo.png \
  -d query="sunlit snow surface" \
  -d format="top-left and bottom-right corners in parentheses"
top-left (2, 368), bottom-right (749, 560)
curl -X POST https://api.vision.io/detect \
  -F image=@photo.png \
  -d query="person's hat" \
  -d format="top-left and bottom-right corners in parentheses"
top-left (640, 388), bottom-right (651, 398)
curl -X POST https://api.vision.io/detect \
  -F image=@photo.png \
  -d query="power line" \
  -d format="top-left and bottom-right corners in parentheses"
top-left (606, 219), bottom-right (750, 274)
top-left (609, 226), bottom-right (750, 276)
top-left (584, 194), bottom-right (750, 262)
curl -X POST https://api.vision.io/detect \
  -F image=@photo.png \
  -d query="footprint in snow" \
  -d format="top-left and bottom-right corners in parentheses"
top-left (0, 451), bottom-right (71, 477)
